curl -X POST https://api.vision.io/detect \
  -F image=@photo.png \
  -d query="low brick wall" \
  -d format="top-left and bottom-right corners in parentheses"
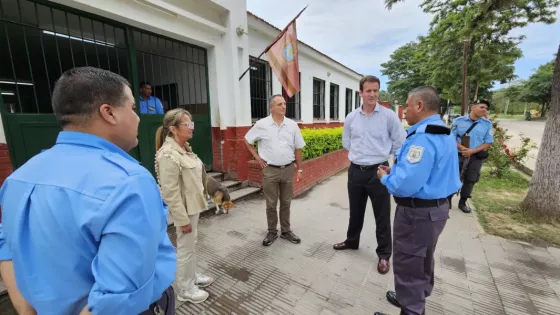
top-left (248, 149), bottom-right (350, 196)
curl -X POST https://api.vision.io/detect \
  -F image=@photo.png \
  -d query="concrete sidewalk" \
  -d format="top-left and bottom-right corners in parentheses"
top-left (173, 171), bottom-right (560, 315)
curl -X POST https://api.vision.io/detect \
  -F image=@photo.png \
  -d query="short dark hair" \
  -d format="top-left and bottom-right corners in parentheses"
top-left (52, 67), bottom-right (131, 126)
top-left (359, 75), bottom-right (381, 91)
top-left (408, 86), bottom-right (440, 112)
top-left (140, 81), bottom-right (151, 88)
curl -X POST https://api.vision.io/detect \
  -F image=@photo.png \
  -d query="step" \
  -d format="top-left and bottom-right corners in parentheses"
top-left (220, 180), bottom-right (243, 192)
top-left (167, 186), bottom-right (261, 225)
top-left (207, 172), bottom-right (222, 180)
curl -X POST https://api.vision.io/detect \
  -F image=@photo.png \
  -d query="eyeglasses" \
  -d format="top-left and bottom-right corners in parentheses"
top-left (178, 122), bottom-right (194, 128)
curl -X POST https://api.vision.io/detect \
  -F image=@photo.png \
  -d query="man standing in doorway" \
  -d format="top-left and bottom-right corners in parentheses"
top-left (449, 100), bottom-right (493, 213)
top-left (139, 81), bottom-right (164, 114)
top-left (333, 75), bottom-right (406, 275)
top-left (245, 95), bottom-right (306, 246)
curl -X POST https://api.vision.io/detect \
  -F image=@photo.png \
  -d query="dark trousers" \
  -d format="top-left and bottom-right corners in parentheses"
top-left (139, 286), bottom-right (175, 315)
top-left (393, 202), bottom-right (449, 315)
top-left (448, 155), bottom-right (485, 205)
top-left (345, 162), bottom-right (392, 259)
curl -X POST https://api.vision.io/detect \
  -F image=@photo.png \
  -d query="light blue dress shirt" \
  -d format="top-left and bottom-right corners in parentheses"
top-left (343, 104), bottom-right (406, 165)
top-left (451, 115), bottom-right (494, 151)
top-left (0, 131), bottom-right (176, 315)
top-left (139, 96), bottom-right (164, 114)
top-left (0, 224), bottom-right (10, 261)
top-left (381, 114), bottom-right (462, 199)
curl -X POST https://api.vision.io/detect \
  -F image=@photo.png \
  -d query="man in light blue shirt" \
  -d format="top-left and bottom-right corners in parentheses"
top-left (139, 81), bottom-right (164, 114)
top-left (375, 86), bottom-right (461, 315)
top-left (333, 75), bottom-right (406, 276)
top-left (449, 100), bottom-right (494, 213)
top-left (0, 67), bottom-right (176, 315)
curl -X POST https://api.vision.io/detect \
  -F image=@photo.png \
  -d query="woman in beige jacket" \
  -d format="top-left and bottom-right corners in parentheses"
top-left (155, 108), bottom-right (213, 304)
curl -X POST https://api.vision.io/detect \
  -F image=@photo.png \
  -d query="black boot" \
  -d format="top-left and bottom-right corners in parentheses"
top-left (458, 198), bottom-right (471, 213)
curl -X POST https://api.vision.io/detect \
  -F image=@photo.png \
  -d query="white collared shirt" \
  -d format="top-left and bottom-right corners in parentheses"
top-left (245, 116), bottom-right (306, 166)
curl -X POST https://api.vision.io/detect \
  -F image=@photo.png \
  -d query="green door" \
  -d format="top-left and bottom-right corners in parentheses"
top-left (0, 0), bottom-right (212, 173)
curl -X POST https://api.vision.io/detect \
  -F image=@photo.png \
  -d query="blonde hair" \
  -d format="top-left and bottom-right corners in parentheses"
top-left (155, 108), bottom-right (192, 151)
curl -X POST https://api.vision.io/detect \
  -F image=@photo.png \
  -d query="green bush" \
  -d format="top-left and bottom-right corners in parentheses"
top-left (253, 127), bottom-right (344, 161)
top-left (300, 127), bottom-right (343, 160)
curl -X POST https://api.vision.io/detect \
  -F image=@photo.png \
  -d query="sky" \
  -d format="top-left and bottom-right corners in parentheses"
top-left (246, 0), bottom-right (560, 91)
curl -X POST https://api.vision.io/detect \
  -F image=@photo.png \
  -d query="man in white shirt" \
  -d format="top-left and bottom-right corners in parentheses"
top-left (245, 94), bottom-right (306, 246)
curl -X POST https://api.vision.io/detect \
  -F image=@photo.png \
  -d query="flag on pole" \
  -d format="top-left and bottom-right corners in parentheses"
top-left (266, 22), bottom-right (299, 98)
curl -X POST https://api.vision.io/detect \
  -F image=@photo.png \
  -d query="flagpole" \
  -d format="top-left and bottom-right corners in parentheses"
top-left (239, 5), bottom-right (308, 81)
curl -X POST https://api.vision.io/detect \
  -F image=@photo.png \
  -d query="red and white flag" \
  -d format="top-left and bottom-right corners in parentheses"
top-left (265, 21), bottom-right (300, 98)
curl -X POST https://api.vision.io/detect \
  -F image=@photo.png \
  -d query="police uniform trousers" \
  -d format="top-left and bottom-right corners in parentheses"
top-left (346, 162), bottom-right (392, 259)
top-left (393, 197), bottom-right (449, 315)
top-left (458, 154), bottom-right (485, 200)
top-left (139, 285), bottom-right (175, 315)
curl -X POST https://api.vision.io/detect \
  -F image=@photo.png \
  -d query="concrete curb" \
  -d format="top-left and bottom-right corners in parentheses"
top-left (467, 199), bottom-right (487, 237)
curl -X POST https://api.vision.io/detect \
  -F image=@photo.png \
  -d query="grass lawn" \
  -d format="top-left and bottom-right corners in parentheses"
top-left (496, 114), bottom-right (525, 120)
top-left (472, 169), bottom-right (560, 247)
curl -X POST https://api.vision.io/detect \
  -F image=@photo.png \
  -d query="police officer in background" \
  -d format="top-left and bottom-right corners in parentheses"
top-left (0, 67), bottom-right (176, 315)
top-left (449, 100), bottom-right (493, 213)
top-left (374, 86), bottom-right (461, 315)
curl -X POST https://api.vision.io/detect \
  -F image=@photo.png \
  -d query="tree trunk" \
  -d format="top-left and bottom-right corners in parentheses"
top-left (520, 44), bottom-right (560, 219)
top-left (474, 80), bottom-right (480, 101)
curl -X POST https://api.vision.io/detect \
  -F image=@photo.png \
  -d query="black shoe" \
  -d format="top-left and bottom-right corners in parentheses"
top-left (280, 231), bottom-right (301, 244)
top-left (262, 232), bottom-right (277, 246)
top-left (374, 313), bottom-right (388, 315)
top-left (386, 291), bottom-right (401, 308)
top-left (458, 202), bottom-right (471, 213)
top-left (333, 241), bottom-right (359, 250)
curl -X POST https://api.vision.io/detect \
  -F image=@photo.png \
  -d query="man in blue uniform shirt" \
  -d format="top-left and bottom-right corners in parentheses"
top-left (0, 67), bottom-right (176, 315)
top-left (374, 86), bottom-right (461, 315)
top-left (449, 100), bottom-right (494, 213)
top-left (139, 81), bottom-right (165, 114)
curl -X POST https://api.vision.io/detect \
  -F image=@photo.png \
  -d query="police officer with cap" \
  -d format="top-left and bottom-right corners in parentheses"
top-left (374, 86), bottom-right (461, 315)
top-left (449, 99), bottom-right (494, 213)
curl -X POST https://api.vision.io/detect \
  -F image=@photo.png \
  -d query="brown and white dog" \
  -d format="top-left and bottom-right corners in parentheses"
top-left (206, 176), bottom-right (234, 214)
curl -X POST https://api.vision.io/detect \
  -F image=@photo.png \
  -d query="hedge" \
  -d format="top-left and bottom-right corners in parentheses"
top-left (253, 127), bottom-right (343, 161)
top-left (300, 127), bottom-right (343, 160)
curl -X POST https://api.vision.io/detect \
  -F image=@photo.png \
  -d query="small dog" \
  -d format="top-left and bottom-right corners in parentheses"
top-left (206, 176), bottom-right (235, 214)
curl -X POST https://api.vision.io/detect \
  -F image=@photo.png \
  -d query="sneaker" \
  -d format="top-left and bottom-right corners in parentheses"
top-left (262, 231), bottom-right (278, 246)
top-left (176, 286), bottom-right (209, 304)
top-left (280, 231), bottom-right (301, 244)
top-left (195, 273), bottom-right (214, 288)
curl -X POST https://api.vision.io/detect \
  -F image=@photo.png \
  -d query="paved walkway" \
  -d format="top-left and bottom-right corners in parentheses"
top-left (173, 171), bottom-right (560, 315)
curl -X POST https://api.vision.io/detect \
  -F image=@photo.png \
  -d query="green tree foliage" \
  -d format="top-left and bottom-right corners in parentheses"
top-left (382, 0), bottom-right (557, 102)
top-left (380, 42), bottom-right (427, 104)
top-left (522, 60), bottom-right (554, 115)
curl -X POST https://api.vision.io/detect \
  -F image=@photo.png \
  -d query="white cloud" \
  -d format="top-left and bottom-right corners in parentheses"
top-left (247, 0), bottom-right (560, 88)
top-left (247, 0), bottom-right (433, 81)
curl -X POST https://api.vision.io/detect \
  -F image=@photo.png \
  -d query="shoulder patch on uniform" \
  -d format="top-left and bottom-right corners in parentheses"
top-left (451, 124), bottom-right (457, 131)
top-left (406, 145), bottom-right (424, 164)
top-left (489, 128), bottom-right (495, 136)
top-left (425, 125), bottom-right (451, 135)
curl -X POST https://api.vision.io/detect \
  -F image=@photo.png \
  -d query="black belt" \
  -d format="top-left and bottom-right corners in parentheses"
top-left (394, 196), bottom-right (448, 208)
top-left (267, 162), bottom-right (294, 168)
top-left (351, 161), bottom-right (388, 171)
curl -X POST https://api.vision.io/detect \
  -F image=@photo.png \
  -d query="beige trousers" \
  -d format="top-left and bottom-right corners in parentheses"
top-left (263, 164), bottom-right (295, 233)
top-left (175, 213), bottom-right (199, 292)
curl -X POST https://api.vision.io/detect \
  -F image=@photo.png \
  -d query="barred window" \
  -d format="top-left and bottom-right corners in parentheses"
top-left (345, 88), bottom-right (353, 116)
top-left (329, 83), bottom-right (339, 120)
top-left (313, 77), bottom-right (325, 119)
top-left (249, 56), bottom-right (272, 119)
top-left (282, 72), bottom-right (301, 120)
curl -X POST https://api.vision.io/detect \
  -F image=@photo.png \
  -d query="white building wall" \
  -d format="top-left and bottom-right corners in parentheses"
top-left (247, 14), bottom-right (362, 124)
top-left (46, 0), bottom-right (251, 129)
